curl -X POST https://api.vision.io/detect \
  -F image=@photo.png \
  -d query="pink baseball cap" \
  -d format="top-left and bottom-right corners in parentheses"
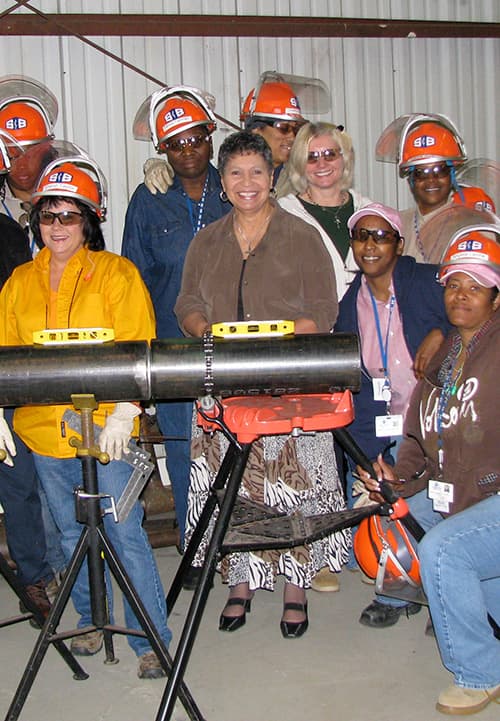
top-left (348, 202), bottom-right (403, 236)
top-left (439, 263), bottom-right (500, 288)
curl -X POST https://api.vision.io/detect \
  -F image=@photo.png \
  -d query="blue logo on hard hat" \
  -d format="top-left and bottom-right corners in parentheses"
top-left (413, 135), bottom-right (436, 149)
top-left (5, 117), bottom-right (28, 131)
top-left (458, 239), bottom-right (483, 252)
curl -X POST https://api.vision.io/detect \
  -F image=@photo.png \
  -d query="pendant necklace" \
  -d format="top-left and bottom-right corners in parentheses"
top-left (305, 189), bottom-right (348, 229)
top-left (235, 211), bottom-right (272, 258)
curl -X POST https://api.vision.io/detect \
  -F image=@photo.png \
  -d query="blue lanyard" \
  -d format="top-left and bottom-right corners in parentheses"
top-left (368, 287), bottom-right (395, 380)
top-left (184, 174), bottom-right (209, 236)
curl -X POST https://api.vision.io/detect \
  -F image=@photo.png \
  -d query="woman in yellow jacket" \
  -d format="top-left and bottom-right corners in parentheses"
top-left (0, 155), bottom-right (171, 679)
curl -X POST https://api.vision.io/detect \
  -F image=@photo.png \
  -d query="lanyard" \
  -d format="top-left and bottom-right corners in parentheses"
top-left (184, 174), bottom-right (209, 236)
top-left (368, 288), bottom-right (395, 379)
top-left (435, 339), bottom-right (463, 476)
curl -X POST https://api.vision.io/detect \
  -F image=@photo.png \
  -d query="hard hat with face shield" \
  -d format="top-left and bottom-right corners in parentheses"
top-left (0, 76), bottom-right (58, 148)
top-left (376, 113), bottom-right (467, 178)
top-left (241, 71), bottom-right (330, 126)
top-left (133, 85), bottom-right (216, 153)
top-left (31, 153), bottom-right (108, 221)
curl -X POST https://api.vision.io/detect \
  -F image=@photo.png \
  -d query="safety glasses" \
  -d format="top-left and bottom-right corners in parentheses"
top-left (260, 120), bottom-right (304, 136)
top-left (411, 163), bottom-right (451, 181)
top-left (39, 210), bottom-right (83, 226)
top-left (307, 148), bottom-right (343, 164)
top-left (164, 134), bottom-right (209, 153)
top-left (350, 228), bottom-right (399, 245)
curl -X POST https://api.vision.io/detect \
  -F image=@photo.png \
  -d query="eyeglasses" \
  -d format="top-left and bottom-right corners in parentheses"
top-left (307, 148), bottom-right (343, 164)
top-left (260, 120), bottom-right (303, 136)
top-left (39, 210), bottom-right (83, 226)
top-left (411, 163), bottom-right (451, 181)
top-left (350, 228), bottom-right (399, 244)
top-left (164, 134), bottom-right (209, 153)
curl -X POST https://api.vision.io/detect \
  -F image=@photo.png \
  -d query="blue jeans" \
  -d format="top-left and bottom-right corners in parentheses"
top-left (374, 488), bottom-right (442, 607)
top-left (0, 410), bottom-right (53, 586)
top-left (38, 480), bottom-right (66, 574)
top-left (156, 400), bottom-right (193, 548)
top-left (419, 495), bottom-right (500, 688)
top-left (33, 453), bottom-right (171, 656)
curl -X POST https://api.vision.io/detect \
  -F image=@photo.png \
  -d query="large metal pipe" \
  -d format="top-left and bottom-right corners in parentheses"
top-left (0, 333), bottom-right (359, 406)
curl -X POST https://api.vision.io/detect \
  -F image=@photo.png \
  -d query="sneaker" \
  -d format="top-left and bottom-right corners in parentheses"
top-left (70, 630), bottom-right (104, 656)
top-left (436, 683), bottom-right (500, 715)
top-left (311, 567), bottom-right (340, 593)
top-left (137, 651), bottom-right (166, 679)
top-left (359, 600), bottom-right (421, 628)
top-left (20, 579), bottom-right (51, 618)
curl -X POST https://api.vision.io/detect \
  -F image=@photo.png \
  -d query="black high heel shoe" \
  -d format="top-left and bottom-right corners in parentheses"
top-left (280, 602), bottom-right (308, 639)
top-left (218, 597), bottom-right (252, 632)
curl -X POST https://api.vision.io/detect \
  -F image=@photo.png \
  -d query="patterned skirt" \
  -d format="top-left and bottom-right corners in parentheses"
top-left (184, 409), bottom-right (351, 592)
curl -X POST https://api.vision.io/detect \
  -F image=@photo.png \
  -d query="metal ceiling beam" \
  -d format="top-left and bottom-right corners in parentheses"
top-left (0, 14), bottom-right (499, 38)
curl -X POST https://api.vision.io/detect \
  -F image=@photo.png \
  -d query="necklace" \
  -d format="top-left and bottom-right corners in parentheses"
top-left (234, 211), bottom-right (272, 258)
top-left (305, 189), bottom-right (348, 228)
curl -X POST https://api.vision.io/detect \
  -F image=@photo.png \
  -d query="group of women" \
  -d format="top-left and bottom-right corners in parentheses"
top-left (0, 101), bottom-right (498, 715)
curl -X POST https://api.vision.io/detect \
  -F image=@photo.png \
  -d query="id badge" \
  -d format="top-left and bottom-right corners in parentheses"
top-left (372, 378), bottom-right (391, 402)
top-left (428, 479), bottom-right (454, 513)
top-left (375, 414), bottom-right (403, 437)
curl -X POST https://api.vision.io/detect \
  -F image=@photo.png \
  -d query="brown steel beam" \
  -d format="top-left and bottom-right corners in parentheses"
top-left (0, 14), bottom-right (499, 38)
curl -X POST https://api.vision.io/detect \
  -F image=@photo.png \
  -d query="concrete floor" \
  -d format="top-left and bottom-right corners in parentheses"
top-left (1, 545), bottom-right (498, 721)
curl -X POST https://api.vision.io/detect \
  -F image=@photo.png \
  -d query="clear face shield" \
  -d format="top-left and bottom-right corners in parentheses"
top-left (132, 85), bottom-right (216, 149)
top-left (416, 205), bottom-right (500, 265)
top-left (375, 112), bottom-right (466, 168)
top-left (33, 147), bottom-right (108, 222)
top-left (0, 75), bottom-right (58, 141)
top-left (250, 70), bottom-right (331, 121)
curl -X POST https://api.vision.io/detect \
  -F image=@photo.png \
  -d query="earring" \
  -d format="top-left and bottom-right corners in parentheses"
top-left (220, 190), bottom-right (228, 202)
top-left (269, 187), bottom-right (277, 198)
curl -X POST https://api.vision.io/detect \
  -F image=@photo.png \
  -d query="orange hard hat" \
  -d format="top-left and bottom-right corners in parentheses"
top-left (354, 514), bottom-right (421, 585)
top-left (243, 81), bottom-right (303, 122)
top-left (400, 121), bottom-right (466, 176)
top-left (152, 87), bottom-right (216, 151)
top-left (438, 226), bottom-right (500, 287)
top-left (32, 158), bottom-right (107, 220)
top-left (452, 186), bottom-right (496, 214)
top-left (0, 100), bottom-right (52, 147)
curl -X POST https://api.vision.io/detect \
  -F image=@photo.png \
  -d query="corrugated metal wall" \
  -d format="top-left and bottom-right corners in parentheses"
top-left (1, 1), bottom-right (498, 253)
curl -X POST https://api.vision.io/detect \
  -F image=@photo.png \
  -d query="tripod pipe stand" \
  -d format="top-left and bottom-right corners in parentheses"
top-left (5, 394), bottom-right (203, 721)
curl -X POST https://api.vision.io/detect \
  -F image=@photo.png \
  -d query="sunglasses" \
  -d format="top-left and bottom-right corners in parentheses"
top-left (39, 210), bottom-right (83, 226)
top-left (307, 148), bottom-right (343, 164)
top-left (164, 134), bottom-right (209, 153)
top-left (411, 163), bottom-right (451, 181)
top-left (260, 120), bottom-right (304, 136)
top-left (350, 228), bottom-right (399, 244)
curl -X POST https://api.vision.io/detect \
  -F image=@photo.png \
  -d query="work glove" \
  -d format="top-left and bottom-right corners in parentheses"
top-left (98, 402), bottom-right (141, 461)
top-left (0, 408), bottom-right (16, 467)
top-left (143, 157), bottom-right (174, 195)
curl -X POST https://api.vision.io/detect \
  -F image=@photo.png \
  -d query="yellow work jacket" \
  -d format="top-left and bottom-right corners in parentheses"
top-left (0, 246), bottom-right (156, 457)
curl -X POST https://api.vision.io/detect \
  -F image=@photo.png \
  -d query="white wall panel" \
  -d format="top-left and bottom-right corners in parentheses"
top-left (0, 2), bottom-right (498, 252)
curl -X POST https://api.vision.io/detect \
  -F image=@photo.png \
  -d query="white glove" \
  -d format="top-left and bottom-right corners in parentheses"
top-left (143, 157), bottom-right (174, 195)
top-left (98, 402), bottom-right (141, 461)
top-left (0, 408), bottom-right (16, 467)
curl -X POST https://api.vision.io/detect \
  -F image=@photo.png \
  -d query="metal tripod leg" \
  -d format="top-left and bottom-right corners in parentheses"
top-left (155, 442), bottom-right (252, 721)
top-left (166, 443), bottom-right (239, 613)
top-left (0, 550), bottom-right (88, 676)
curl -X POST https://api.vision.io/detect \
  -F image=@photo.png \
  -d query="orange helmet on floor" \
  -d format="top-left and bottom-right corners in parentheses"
top-left (242, 81), bottom-right (303, 123)
top-left (400, 121), bottom-right (466, 176)
top-left (31, 156), bottom-right (107, 220)
top-left (354, 514), bottom-right (421, 585)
